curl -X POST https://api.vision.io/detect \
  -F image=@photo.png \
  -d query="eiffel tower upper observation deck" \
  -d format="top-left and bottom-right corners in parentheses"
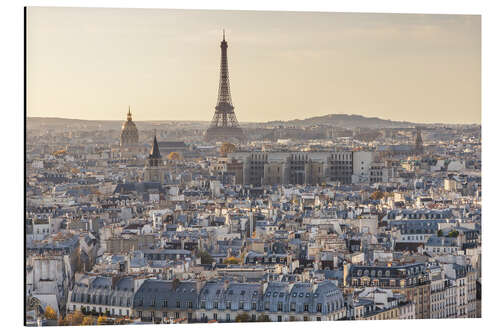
top-left (205, 30), bottom-right (245, 143)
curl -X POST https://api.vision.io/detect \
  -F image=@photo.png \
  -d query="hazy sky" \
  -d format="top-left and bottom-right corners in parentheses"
top-left (27, 7), bottom-right (481, 124)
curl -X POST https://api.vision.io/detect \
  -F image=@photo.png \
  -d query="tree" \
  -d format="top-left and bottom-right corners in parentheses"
top-left (97, 315), bottom-right (108, 325)
top-left (223, 256), bottom-right (240, 265)
top-left (370, 191), bottom-right (384, 200)
top-left (448, 230), bottom-right (459, 238)
top-left (44, 305), bottom-right (57, 320)
top-left (81, 316), bottom-right (94, 326)
top-left (115, 317), bottom-right (131, 325)
top-left (256, 314), bottom-right (271, 322)
top-left (72, 311), bottom-right (84, 325)
top-left (64, 310), bottom-right (83, 326)
top-left (167, 152), bottom-right (181, 160)
top-left (196, 249), bottom-right (213, 265)
top-left (235, 313), bottom-right (251, 322)
top-left (220, 142), bottom-right (236, 156)
top-left (437, 229), bottom-right (443, 237)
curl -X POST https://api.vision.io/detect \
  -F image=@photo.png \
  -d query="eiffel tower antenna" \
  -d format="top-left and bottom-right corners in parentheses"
top-left (205, 30), bottom-right (245, 143)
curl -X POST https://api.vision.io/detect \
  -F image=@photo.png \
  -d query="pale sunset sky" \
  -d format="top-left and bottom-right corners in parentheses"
top-left (27, 7), bottom-right (481, 124)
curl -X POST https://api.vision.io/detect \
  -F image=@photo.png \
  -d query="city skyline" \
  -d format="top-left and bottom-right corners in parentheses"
top-left (24, 6), bottom-right (482, 327)
top-left (27, 7), bottom-right (480, 124)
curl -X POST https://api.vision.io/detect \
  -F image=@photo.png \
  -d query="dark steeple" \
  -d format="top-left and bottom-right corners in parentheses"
top-left (414, 127), bottom-right (424, 155)
top-left (148, 130), bottom-right (162, 166)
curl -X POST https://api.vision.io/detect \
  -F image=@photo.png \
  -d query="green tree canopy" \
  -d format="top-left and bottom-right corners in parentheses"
top-left (196, 249), bottom-right (213, 265)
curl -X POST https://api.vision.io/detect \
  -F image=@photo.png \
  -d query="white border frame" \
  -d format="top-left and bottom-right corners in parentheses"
top-left (2, 1), bottom-right (498, 332)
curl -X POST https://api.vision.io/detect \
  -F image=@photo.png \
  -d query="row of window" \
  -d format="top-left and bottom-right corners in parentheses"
top-left (72, 293), bottom-right (131, 307)
top-left (136, 298), bottom-right (193, 309)
top-left (197, 300), bottom-right (342, 313)
top-left (72, 305), bottom-right (130, 316)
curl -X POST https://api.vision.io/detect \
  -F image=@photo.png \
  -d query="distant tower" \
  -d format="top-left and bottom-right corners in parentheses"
top-left (144, 131), bottom-right (164, 183)
top-left (120, 106), bottom-right (139, 146)
top-left (205, 30), bottom-right (245, 143)
top-left (415, 127), bottom-right (424, 155)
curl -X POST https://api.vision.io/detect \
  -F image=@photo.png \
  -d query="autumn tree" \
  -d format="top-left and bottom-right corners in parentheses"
top-left (44, 305), bottom-right (57, 320)
top-left (64, 310), bottom-right (83, 326)
top-left (167, 152), bottom-right (181, 160)
top-left (223, 256), bottom-right (240, 265)
top-left (370, 190), bottom-right (384, 200)
top-left (256, 314), bottom-right (271, 322)
top-left (220, 142), bottom-right (236, 156)
top-left (235, 313), bottom-right (251, 322)
top-left (97, 315), bottom-right (108, 325)
top-left (72, 311), bottom-right (84, 325)
top-left (81, 316), bottom-right (94, 326)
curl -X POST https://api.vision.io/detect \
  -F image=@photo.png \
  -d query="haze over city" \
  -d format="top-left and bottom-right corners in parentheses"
top-left (27, 7), bottom-right (480, 124)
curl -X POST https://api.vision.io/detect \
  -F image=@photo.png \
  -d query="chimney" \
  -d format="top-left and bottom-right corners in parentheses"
top-left (343, 261), bottom-right (350, 287)
top-left (111, 275), bottom-right (120, 289)
top-left (196, 279), bottom-right (205, 293)
top-left (260, 280), bottom-right (268, 295)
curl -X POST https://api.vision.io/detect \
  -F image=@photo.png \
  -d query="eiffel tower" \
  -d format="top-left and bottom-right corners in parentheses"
top-left (205, 30), bottom-right (245, 143)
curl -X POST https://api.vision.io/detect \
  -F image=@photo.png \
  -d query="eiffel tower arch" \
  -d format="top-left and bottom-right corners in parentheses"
top-left (205, 31), bottom-right (246, 143)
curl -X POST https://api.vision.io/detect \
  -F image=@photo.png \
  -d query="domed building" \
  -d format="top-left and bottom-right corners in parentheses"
top-left (120, 106), bottom-right (139, 147)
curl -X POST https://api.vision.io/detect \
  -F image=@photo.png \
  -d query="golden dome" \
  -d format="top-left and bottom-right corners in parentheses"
top-left (120, 106), bottom-right (139, 146)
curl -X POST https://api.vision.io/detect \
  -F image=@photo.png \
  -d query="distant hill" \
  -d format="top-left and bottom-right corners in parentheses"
top-left (26, 117), bottom-right (209, 130)
top-left (27, 114), bottom-right (430, 130)
top-left (261, 114), bottom-right (418, 129)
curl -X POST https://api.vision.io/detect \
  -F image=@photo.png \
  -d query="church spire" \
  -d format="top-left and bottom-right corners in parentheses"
top-left (127, 105), bottom-right (132, 121)
top-left (150, 130), bottom-right (161, 159)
